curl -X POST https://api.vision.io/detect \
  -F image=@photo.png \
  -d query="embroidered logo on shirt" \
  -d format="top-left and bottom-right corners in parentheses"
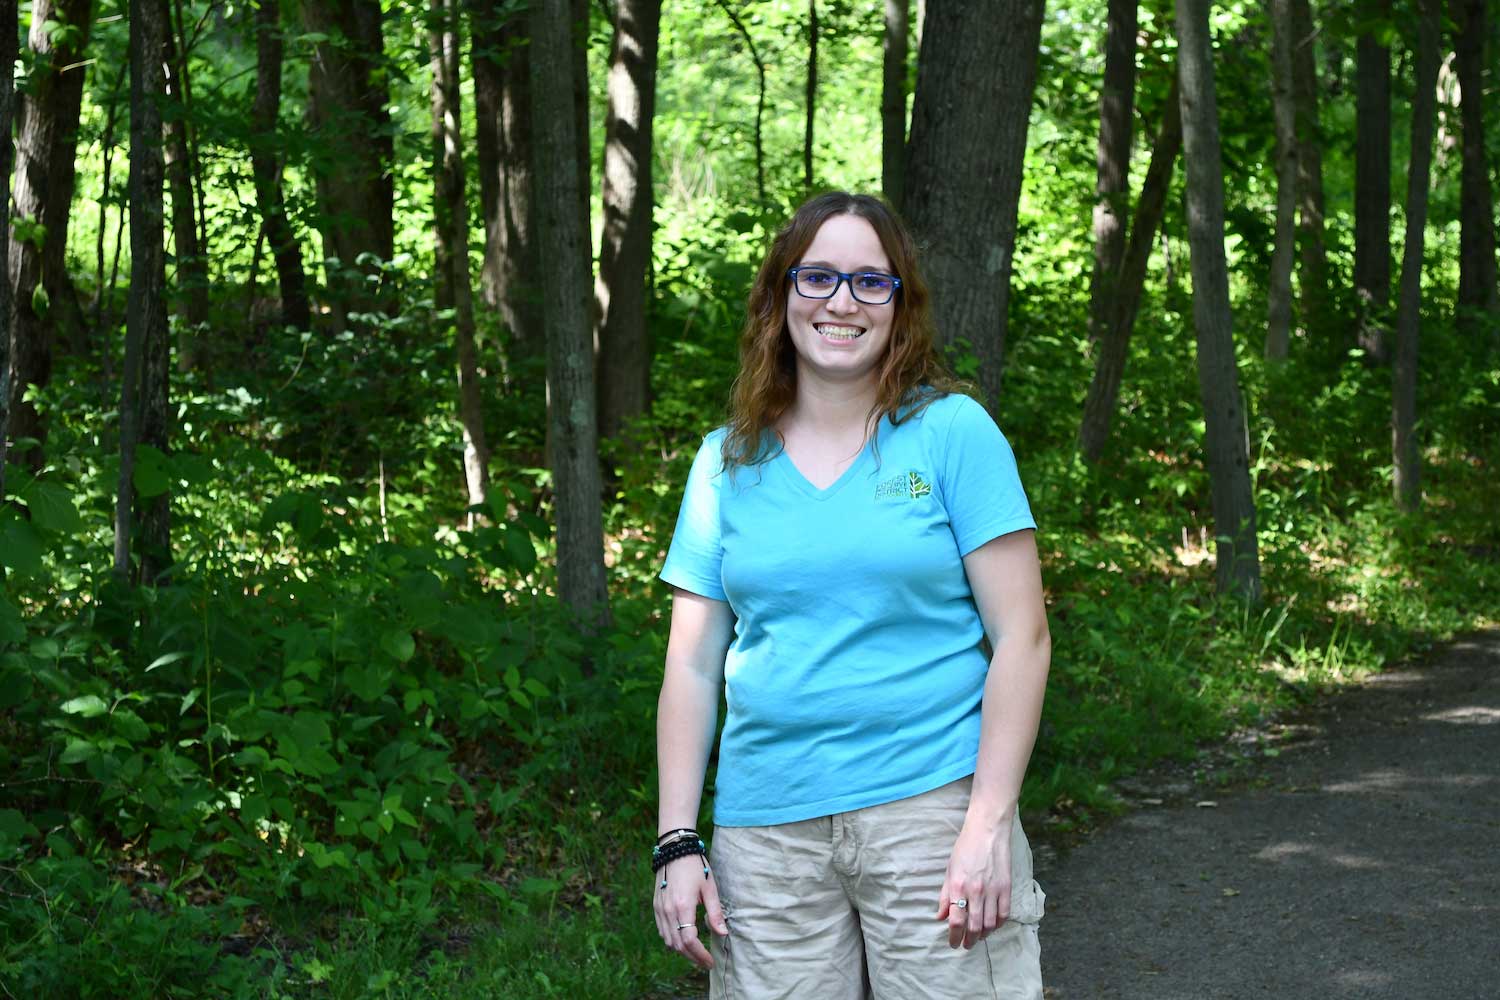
top-left (876, 471), bottom-right (933, 501)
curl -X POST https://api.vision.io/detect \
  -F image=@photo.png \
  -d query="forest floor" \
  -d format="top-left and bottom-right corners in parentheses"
top-left (1036, 627), bottom-right (1500, 1000)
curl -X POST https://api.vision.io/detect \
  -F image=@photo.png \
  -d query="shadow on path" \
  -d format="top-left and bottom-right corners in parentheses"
top-left (1037, 629), bottom-right (1500, 999)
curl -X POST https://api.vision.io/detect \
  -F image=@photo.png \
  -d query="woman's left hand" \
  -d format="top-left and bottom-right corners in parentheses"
top-left (936, 818), bottom-right (1012, 949)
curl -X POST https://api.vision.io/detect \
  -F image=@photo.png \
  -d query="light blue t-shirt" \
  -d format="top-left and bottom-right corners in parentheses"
top-left (660, 392), bottom-right (1035, 826)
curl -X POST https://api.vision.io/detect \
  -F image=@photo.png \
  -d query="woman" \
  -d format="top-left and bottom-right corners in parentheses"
top-left (653, 192), bottom-right (1050, 999)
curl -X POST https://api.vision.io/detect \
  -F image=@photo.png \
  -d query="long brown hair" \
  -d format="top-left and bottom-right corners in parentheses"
top-left (722, 192), bottom-right (960, 468)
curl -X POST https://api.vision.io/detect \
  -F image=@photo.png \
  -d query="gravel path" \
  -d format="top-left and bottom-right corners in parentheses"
top-left (1036, 629), bottom-right (1500, 1000)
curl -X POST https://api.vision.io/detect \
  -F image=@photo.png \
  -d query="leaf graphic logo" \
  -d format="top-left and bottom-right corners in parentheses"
top-left (907, 471), bottom-right (932, 499)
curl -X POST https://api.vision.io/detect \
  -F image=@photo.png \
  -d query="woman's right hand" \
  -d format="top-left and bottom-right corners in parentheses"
top-left (653, 853), bottom-right (729, 969)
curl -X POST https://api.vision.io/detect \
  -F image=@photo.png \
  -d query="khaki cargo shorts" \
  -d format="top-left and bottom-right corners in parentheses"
top-left (707, 775), bottom-right (1045, 1000)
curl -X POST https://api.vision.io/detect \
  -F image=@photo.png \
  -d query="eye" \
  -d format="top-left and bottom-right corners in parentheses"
top-left (800, 268), bottom-right (836, 287)
top-left (855, 273), bottom-right (894, 291)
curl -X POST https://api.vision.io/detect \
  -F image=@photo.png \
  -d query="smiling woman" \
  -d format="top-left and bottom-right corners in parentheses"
top-left (651, 192), bottom-right (1053, 999)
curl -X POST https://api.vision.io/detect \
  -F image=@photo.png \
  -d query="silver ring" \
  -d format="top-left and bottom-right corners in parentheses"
top-left (954, 898), bottom-right (969, 909)
top-left (676, 922), bottom-right (694, 929)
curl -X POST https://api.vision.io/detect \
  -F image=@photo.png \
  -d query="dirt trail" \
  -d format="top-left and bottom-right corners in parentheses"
top-left (1036, 629), bottom-right (1500, 1000)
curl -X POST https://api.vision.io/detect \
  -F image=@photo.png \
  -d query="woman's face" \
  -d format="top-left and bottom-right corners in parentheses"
top-left (783, 213), bottom-right (896, 389)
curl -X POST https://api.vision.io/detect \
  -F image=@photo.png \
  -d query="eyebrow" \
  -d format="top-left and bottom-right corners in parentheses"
top-left (798, 260), bottom-right (894, 272)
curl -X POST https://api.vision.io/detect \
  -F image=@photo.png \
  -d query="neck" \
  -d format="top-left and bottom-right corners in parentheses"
top-left (787, 371), bottom-right (880, 437)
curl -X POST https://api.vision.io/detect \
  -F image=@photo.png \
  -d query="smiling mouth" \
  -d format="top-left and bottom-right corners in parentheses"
top-left (815, 323), bottom-right (864, 341)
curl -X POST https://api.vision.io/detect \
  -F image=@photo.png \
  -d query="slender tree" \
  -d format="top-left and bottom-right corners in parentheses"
top-left (0, 0), bottom-right (17, 520)
top-left (1353, 0), bottom-right (1392, 361)
top-left (1175, 0), bottom-right (1261, 601)
top-left (804, 0), bottom-right (818, 191)
top-left (303, 0), bottom-right (394, 321)
top-left (117, 0), bottom-right (171, 581)
top-left (7, 0), bottom-right (93, 470)
top-left (1451, 0), bottom-right (1499, 343)
top-left (1392, 0), bottom-right (1442, 511)
top-left (905, 0), bottom-right (1044, 407)
top-left (1289, 0), bottom-right (1334, 351)
top-left (250, 0), bottom-right (310, 332)
top-left (1088, 0), bottom-right (1137, 348)
top-left (881, 0), bottom-right (909, 209)
top-left (596, 0), bottom-right (663, 440)
top-left (473, 0), bottom-right (542, 355)
top-left (429, 0), bottom-right (489, 518)
top-left (1078, 73), bottom-right (1182, 462)
top-left (715, 0), bottom-right (767, 208)
top-left (532, 0), bottom-right (611, 631)
top-left (1266, 0), bottom-right (1299, 360)
top-left (163, 5), bottom-right (208, 370)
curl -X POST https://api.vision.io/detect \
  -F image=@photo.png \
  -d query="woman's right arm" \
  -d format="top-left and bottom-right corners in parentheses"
top-left (654, 587), bottom-right (736, 968)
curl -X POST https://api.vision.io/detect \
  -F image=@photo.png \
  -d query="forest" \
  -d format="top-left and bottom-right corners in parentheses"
top-left (0, 0), bottom-right (1496, 995)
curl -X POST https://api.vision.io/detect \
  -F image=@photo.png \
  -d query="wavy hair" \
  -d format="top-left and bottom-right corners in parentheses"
top-left (721, 192), bottom-right (961, 468)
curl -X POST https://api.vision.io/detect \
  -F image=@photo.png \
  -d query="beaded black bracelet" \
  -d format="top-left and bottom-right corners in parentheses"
top-left (651, 836), bottom-right (708, 874)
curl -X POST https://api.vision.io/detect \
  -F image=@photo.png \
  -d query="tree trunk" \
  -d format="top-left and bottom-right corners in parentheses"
top-left (1088, 0), bottom-right (1137, 348)
top-left (1078, 72), bottom-right (1181, 463)
top-left (472, 0), bottom-right (543, 357)
top-left (251, 0), bottom-right (310, 332)
top-left (881, 0), bottom-right (909, 210)
top-left (1175, 0), bottom-right (1261, 602)
top-left (1266, 0), bottom-right (1299, 360)
top-left (804, 0), bottom-right (818, 191)
top-left (7, 0), bottom-right (92, 470)
top-left (595, 0), bottom-right (662, 440)
top-left (117, 0), bottom-right (171, 582)
top-left (0, 0), bottom-right (17, 519)
top-left (715, 0), bottom-right (767, 208)
top-left (532, 0), bottom-right (611, 633)
top-left (1451, 0), bottom-right (1499, 343)
top-left (1289, 0), bottom-right (1334, 352)
top-left (1392, 0), bottom-right (1442, 512)
top-left (429, 0), bottom-right (489, 519)
top-left (163, 4), bottom-right (208, 371)
top-left (303, 0), bottom-right (393, 322)
top-left (905, 0), bottom-right (1044, 408)
top-left (1353, 0), bottom-right (1392, 361)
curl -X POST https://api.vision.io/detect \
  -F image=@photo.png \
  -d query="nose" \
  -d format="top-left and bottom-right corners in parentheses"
top-left (826, 277), bottom-right (859, 313)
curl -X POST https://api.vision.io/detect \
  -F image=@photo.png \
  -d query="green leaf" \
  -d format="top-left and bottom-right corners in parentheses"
top-left (146, 650), bottom-right (193, 672)
top-left (60, 694), bottom-right (108, 717)
top-left (380, 630), bottom-right (415, 663)
top-left (60, 738), bottom-right (97, 764)
top-left (20, 480), bottom-right (82, 533)
top-left (133, 445), bottom-right (172, 498)
top-left (0, 598), bottom-right (24, 645)
top-left (0, 515), bottom-right (45, 575)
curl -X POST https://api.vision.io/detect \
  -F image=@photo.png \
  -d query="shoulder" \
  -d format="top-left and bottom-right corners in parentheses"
top-left (893, 390), bottom-right (995, 440)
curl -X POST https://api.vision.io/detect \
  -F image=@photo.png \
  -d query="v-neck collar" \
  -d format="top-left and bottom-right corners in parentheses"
top-left (774, 427), bottom-right (878, 502)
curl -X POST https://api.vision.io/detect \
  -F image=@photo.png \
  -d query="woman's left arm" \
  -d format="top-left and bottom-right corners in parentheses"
top-left (937, 528), bottom-right (1050, 950)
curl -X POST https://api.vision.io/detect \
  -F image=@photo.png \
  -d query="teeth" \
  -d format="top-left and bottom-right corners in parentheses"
top-left (816, 324), bottom-right (863, 340)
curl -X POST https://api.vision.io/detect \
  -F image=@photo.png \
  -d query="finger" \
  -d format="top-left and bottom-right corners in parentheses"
top-left (676, 918), bottom-right (715, 969)
top-left (946, 891), bottom-right (968, 950)
top-left (702, 873), bottom-right (730, 937)
top-left (935, 886), bottom-right (950, 921)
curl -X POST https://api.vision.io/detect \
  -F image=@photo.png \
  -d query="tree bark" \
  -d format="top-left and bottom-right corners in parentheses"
top-left (251, 0), bottom-right (310, 332)
top-left (1266, 0), bottom-right (1299, 360)
top-left (804, 0), bottom-right (818, 191)
top-left (1451, 0), bottom-right (1499, 343)
top-left (163, 3), bottom-right (208, 371)
top-left (1078, 73), bottom-right (1181, 463)
top-left (429, 0), bottom-right (489, 519)
top-left (532, 0), bottom-right (611, 632)
top-left (118, 0), bottom-right (171, 582)
top-left (1175, 0), bottom-right (1261, 602)
top-left (0, 0), bottom-right (17, 517)
top-left (1392, 0), bottom-right (1442, 512)
top-left (7, 0), bottom-right (92, 470)
top-left (881, 0), bottom-right (909, 210)
top-left (1289, 0), bottom-right (1334, 352)
top-left (905, 0), bottom-right (1044, 408)
top-left (303, 0), bottom-right (394, 322)
top-left (1353, 0), bottom-right (1392, 361)
top-left (1088, 0), bottom-right (1137, 348)
top-left (595, 0), bottom-right (662, 440)
top-left (472, 0), bottom-right (543, 357)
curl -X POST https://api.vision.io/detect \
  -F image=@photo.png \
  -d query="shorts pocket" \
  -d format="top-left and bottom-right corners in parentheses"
top-left (1008, 878), bottom-right (1046, 925)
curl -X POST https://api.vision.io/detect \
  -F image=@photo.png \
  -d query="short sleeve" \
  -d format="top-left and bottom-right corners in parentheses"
top-left (659, 431), bottom-right (728, 600)
top-left (938, 396), bottom-right (1036, 556)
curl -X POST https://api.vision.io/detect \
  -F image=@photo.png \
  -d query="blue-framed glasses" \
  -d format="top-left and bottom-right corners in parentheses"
top-left (787, 267), bottom-right (902, 305)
